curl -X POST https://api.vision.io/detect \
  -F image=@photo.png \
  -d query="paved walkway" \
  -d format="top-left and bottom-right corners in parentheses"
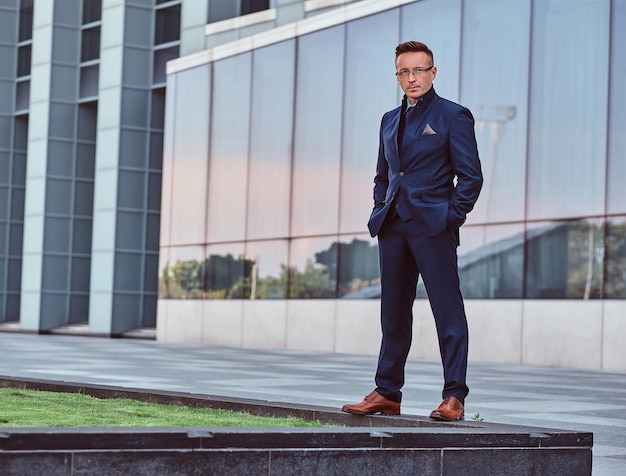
top-left (0, 332), bottom-right (624, 475)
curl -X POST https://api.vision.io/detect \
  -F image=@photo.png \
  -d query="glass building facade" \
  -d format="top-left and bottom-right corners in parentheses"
top-left (159, 0), bottom-right (626, 370)
top-left (1, 0), bottom-right (624, 369)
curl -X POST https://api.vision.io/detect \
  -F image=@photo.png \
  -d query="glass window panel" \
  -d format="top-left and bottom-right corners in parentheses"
top-left (151, 88), bottom-right (165, 130)
top-left (80, 64), bottom-right (99, 99)
top-left (163, 245), bottom-right (204, 298)
top-left (8, 258), bottom-right (23, 292)
top-left (142, 295), bottom-right (157, 327)
top-left (51, 65), bottom-right (78, 101)
top-left (525, 219), bottom-right (604, 299)
top-left (73, 218), bottom-right (92, 254)
top-left (153, 46), bottom-right (179, 84)
top-left (205, 243), bottom-right (247, 299)
top-left (291, 27), bottom-right (343, 237)
top-left (44, 217), bottom-right (71, 253)
top-left (19, 0), bottom-right (33, 42)
top-left (76, 144), bottom-right (96, 179)
top-left (17, 44), bottom-right (31, 77)
top-left (145, 212), bottom-right (160, 250)
top-left (0, 259), bottom-right (5, 290)
top-left (6, 295), bottom-right (20, 321)
top-left (48, 141), bottom-right (74, 176)
top-left (71, 257), bottom-right (91, 292)
top-left (78, 102), bottom-right (98, 141)
top-left (114, 251), bottom-right (142, 291)
top-left (119, 129), bottom-right (147, 167)
top-left (10, 188), bottom-right (25, 221)
top-left (206, 52), bottom-right (251, 243)
top-left (458, 224), bottom-right (524, 299)
top-left (337, 234), bottom-right (379, 298)
top-left (527, 0), bottom-right (609, 219)
top-left (13, 152), bottom-right (27, 184)
top-left (0, 224), bottom-right (6, 253)
top-left (81, 26), bottom-right (101, 62)
top-left (340, 10), bottom-right (399, 234)
top-left (288, 236), bottom-right (338, 298)
top-left (123, 47), bottom-right (150, 86)
top-left (74, 181), bottom-right (94, 217)
top-left (144, 253), bottom-right (159, 293)
top-left (0, 187), bottom-right (7, 220)
top-left (53, 27), bottom-right (79, 64)
top-left (14, 115), bottom-right (29, 151)
top-left (208, 1), bottom-right (237, 23)
top-left (83, 0), bottom-right (102, 24)
top-left (0, 117), bottom-right (10, 148)
top-left (69, 295), bottom-right (89, 323)
top-left (15, 80), bottom-right (30, 111)
top-left (605, 217), bottom-right (626, 299)
top-left (460, 0), bottom-right (530, 224)
top-left (0, 154), bottom-right (8, 184)
top-left (241, 0), bottom-right (269, 15)
top-left (147, 172), bottom-right (161, 211)
top-left (400, 0), bottom-right (461, 102)
top-left (607, 1), bottom-right (626, 214)
top-left (49, 103), bottom-right (76, 139)
top-left (154, 5), bottom-right (181, 45)
top-left (121, 88), bottom-right (149, 128)
top-left (247, 41), bottom-right (295, 240)
top-left (42, 256), bottom-right (69, 291)
top-left (45, 178), bottom-right (72, 214)
top-left (169, 66), bottom-right (210, 245)
top-left (118, 169), bottom-right (145, 209)
top-left (116, 210), bottom-right (144, 250)
top-left (149, 132), bottom-right (164, 170)
top-left (244, 240), bottom-right (288, 299)
top-left (8, 224), bottom-right (23, 257)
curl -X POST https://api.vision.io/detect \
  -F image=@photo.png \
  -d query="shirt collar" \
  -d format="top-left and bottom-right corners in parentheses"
top-left (403, 86), bottom-right (436, 111)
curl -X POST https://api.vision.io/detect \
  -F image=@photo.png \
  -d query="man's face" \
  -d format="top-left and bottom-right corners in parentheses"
top-left (396, 51), bottom-right (437, 105)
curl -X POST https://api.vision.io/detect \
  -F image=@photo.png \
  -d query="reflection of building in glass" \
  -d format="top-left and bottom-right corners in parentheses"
top-left (2, 0), bottom-right (626, 370)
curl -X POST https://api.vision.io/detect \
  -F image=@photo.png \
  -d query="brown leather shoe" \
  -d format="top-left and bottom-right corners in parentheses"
top-left (429, 396), bottom-right (464, 421)
top-left (341, 390), bottom-right (400, 416)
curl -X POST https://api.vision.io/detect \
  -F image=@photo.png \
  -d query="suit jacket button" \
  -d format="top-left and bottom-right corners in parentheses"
top-left (399, 172), bottom-right (405, 176)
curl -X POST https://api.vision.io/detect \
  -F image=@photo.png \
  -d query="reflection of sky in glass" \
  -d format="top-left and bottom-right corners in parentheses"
top-left (607, 0), bottom-right (626, 215)
top-left (207, 53), bottom-right (251, 243)
top-left (245, 240), bottom-right (288, 279)
top-left (291, 27), bottom-right (343, 236)
top-left (289, 236), bottom-right (338, 271)
top-left (527, 0), bottom-right (609, 220)
top-left (461, 0), bottom-right (529, 224)
top-left (340, 10), bottom-right (398, 234)
top-left (161, 0), bottom-right (623, 302)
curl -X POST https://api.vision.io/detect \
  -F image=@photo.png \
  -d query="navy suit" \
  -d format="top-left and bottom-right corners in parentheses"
top-left (367, 87), bottom-right (483, 404)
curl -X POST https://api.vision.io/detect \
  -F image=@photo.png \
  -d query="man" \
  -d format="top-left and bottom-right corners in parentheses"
top-left (342, 41), bottom-right (483, 421)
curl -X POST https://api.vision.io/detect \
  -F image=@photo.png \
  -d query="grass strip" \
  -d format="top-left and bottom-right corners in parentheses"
top-left (0, 388), bottom-right (325, 428)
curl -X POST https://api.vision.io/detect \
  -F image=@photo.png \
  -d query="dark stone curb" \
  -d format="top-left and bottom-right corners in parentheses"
top-left (0, 377), bottom-right (593, 475)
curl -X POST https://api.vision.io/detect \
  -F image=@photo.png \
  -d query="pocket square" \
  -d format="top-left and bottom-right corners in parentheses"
top-left (422, 124), bottom-right (437, 135)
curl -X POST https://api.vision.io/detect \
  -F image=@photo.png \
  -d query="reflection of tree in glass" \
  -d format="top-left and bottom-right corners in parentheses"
top-left (604, 222), bottom-right (626, 299)
top-left (566, 222), bottom-right (604, 299)
top-left (161, 239), bottom-right (381, 300)
top-left (162, 259), bottom-right (203, 299)
top-left (288, 259), bottom-right (336, 298)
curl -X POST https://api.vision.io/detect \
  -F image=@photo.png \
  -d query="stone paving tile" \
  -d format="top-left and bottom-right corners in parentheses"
top-left (0, 332), bottom-right (624, 475)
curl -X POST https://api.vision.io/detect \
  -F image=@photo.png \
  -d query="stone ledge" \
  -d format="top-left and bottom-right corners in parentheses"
top-left (0, 377), bottom-right (593, 475)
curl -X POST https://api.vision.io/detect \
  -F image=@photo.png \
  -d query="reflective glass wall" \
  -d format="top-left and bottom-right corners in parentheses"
top-left (161, 0), bottom-right (625, 302)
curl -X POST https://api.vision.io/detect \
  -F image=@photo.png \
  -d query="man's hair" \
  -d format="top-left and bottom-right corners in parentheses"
top-left (395, 41), bottom-right (434, 65)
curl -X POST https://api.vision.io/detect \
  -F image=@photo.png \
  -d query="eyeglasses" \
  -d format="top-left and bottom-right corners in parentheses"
top-left (395, 66), bottom-right (434, 78)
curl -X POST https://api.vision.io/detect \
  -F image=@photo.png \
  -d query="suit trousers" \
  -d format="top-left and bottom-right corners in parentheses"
top-left (374, 212), bottom-right (469, 404)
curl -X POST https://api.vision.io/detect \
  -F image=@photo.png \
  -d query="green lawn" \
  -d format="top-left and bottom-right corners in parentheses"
top-left (0, 388), bottom-right (325, 428)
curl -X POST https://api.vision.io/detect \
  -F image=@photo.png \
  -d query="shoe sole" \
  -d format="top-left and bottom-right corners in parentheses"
top-left (341, 408), bottom-right (400, 416)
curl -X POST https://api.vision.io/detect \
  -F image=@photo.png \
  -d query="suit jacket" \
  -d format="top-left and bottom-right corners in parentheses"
top-left (367, 87), bottom-right (483, 238)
